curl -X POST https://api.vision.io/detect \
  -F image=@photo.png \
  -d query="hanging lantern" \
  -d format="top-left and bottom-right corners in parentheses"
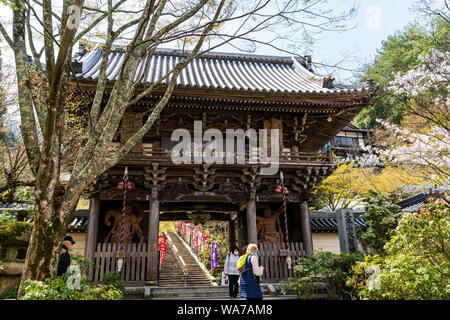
top-left (275, 185), bottom-right (289, 195)
top-left (117, 181), bottom-right (134, 190)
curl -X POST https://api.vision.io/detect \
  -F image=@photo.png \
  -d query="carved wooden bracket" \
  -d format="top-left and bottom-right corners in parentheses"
top-left (292, 166), bottom-right (330, 192)
top-left (240, 165), bottom-right (262, 200)
top-left (193, 164), bottom-right (216, 192)
top-left (144, 163), bottom-right (167, 190)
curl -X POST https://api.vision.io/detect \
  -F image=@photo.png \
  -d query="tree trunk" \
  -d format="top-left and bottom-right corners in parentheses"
top-left (18, 190), bottom-right (79, 297)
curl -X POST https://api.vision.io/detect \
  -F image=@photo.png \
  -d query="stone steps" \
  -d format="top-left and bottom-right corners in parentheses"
top-left (158, 232), bottom-right (213, 287)
top-left (125, 284), bottom-right (329, 300)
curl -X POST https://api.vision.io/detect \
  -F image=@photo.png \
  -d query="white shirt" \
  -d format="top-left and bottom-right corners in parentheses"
top-left (224, 253), bottom-right (240, 275)
top-left (250, 255), bottom-right (264, 276)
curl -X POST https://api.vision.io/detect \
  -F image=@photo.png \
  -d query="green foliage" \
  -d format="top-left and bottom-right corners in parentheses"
top-left (347, 201), bottom-right (450, 300)
top-left (200, 233), bottom-right (228, 280)
top-left (357, 191), bottom-right (402, 255)
top-left (0, 210), bottom-right (16, 224)
top-left (353, 19), bottom-right (450, 129)
top-left (21, 273), bottom-right (124, 300)
top-left (102, 272), bottom-right (126, 295)
top-left (3, 282), bottom-right (19, 299)
top-left (70, 252), bottom-right (96, 278)
top-left (280, 251), bottom-right (364, 299)
top-left (0, 221), bottom-right (32, 242)
top-left (178, 224), bottom-right (229, 281)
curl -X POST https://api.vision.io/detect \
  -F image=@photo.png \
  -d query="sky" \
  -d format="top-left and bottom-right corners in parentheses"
top-left (0, 0), bottom-right (421, 81)
top-left (215, 0), bottom-right (420, 82)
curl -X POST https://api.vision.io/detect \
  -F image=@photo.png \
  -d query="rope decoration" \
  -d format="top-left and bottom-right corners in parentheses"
top-left (280, 171), bottom-right (292, 269)
top-left (117, 166), bottom-right (128, 273)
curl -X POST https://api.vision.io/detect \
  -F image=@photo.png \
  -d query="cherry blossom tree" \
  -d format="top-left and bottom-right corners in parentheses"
top-left (347, 49), bottom-right (449, 196)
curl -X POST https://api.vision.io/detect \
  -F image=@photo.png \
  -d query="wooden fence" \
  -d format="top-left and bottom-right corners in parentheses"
top-left (92, 243), bottom-right (148, 286)
top-left (258, 242), bottom-right (305, 283)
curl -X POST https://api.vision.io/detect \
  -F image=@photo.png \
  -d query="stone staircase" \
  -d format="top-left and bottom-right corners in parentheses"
top-left (158, 231), bottom-right (213, 287)
top-left (125, 283), bottom-right (329, 300)
top-left (124, 231), bottom-right (330, 300)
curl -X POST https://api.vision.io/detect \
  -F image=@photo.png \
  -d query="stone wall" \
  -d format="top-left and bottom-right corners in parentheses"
top-left (0, 222), bottom-right (32, 297)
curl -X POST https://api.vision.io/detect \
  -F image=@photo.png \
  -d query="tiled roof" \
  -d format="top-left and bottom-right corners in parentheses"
top-left (397, 193), bottom-right (428, 211)
top-left (309, 211), bottom-right (366, 233)
top-left (68, 209), bottom-right (89, 232)
top-left (75, 47), bottom-right (373, 95)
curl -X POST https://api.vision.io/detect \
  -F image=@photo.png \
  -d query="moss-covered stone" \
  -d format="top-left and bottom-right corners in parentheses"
top-left (0, 222), bottom-right (32, 245)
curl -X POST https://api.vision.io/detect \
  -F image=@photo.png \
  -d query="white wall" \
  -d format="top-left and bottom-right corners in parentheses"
top-left (312, 233), bottom-right (341, 254)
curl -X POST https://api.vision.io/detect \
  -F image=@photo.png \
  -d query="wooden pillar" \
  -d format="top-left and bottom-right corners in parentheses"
top-left (238, 211), bottom-right (247, 251)
top-left (85, 198), bottom-right (100, 280)
top-left (146, 189), bottom-right (160, 285)
top-left (246, 199), bottom-right (257, 244)
top-left (300, 201), bottom-right (313, 257)
top-left (228, 218), bottom-right (236, 250)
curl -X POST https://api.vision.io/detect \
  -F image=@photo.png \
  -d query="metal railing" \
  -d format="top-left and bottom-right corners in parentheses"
top-left (165, 232), bottom-right (189, 287)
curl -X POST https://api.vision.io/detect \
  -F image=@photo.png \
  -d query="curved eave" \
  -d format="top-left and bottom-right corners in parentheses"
top-left (72, 77), bottom-right (376, 107)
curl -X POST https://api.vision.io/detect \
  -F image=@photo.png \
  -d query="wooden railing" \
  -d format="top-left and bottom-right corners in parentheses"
top-left (258, 241), bottom-right (305, 283)
top-left (112, 146), bottom-right (333, 165)
top-left (92, 243), bottom-right (148, 286)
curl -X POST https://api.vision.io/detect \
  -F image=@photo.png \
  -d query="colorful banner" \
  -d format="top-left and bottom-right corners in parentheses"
top-left (158, 234), bottom-right (167, 266)
top-left (211, 242), bottom-right (218, 269)
top-left (204, 235), bottom-right (211, 259)
top-left (199, 231), bottom-right (205, 254)
top-left (194, 231), bottom-right (199, 248)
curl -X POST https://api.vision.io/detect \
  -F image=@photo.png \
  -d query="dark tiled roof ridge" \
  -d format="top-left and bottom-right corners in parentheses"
top-left (397, 193), bottom-right (428, 209)
top-left (78, 42), bottom-right (305, 66)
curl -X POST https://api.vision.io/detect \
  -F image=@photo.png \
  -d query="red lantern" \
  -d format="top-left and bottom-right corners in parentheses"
top-left (275, 186), bottom-right (289, 195)
top-left (117, 181), bottom-right (134, 190)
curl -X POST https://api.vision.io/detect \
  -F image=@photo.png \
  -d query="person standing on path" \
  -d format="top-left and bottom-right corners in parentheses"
top-left (241, 243), bottom-right (264, 300)
top-left (224, 246), bottom-right (240, 299)
top-left (57, 235), bottom-right (76, 276)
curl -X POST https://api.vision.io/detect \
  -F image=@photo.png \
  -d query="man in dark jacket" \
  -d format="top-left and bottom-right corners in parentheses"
top-left (57, 235), bottom-right (76, 276)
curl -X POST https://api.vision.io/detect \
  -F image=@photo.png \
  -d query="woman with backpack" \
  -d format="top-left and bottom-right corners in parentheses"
top-left (241, 243), bottom-right (264, 300)
top-left (223, 246), bottom-right (240, 299)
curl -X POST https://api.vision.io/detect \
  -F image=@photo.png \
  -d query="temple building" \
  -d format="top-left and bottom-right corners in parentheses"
top-left (72, 45), bottom-right (376, 285)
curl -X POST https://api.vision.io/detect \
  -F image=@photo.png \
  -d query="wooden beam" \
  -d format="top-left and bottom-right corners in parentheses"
top-left (246, 199), bottom-right (257, 244)
top-left (146, 194), bottom-right (160, 285)
top-left (85, 198), bottom-right (100, 280)
top-left (238, 210), bottom-right (247, 252)
top-left (229, 220), bottom-right (236, 250)
top-left (299, 201), bottom-right (313, 257)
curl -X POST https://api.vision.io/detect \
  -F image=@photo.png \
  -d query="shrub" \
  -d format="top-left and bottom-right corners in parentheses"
top-left (347, 200), bottom-right (450, 300)
top-left (21, 273), bottom-right (124, 300)
top-left (280, 250), bottom-right (364, 299)
top-left (102, 272), bottom-right (126, 295)
top-left (70, 252), bottom-right (96, 278)
top-left (357, 190), bottom-right (402, 255)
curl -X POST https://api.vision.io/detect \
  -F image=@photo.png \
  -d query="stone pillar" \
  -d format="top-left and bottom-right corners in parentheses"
top-left (299, 201), bottom-right (313, 257)
top-left (336, 209), bottom-right (358, 253)
top-left (146, 189), bottom-right (160, 285)
top-left (246, 199), bottom-right (258, 244)
top-left (85, 198), bottom-right (100, 280)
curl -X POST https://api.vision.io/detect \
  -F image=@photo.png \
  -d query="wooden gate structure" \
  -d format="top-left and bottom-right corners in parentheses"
top-left (258, 242), bottom-right (305, 282)
top-left (75, 45), bottom-right (375, 286)
top-left (92, 243), bottom-right (149, 286)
